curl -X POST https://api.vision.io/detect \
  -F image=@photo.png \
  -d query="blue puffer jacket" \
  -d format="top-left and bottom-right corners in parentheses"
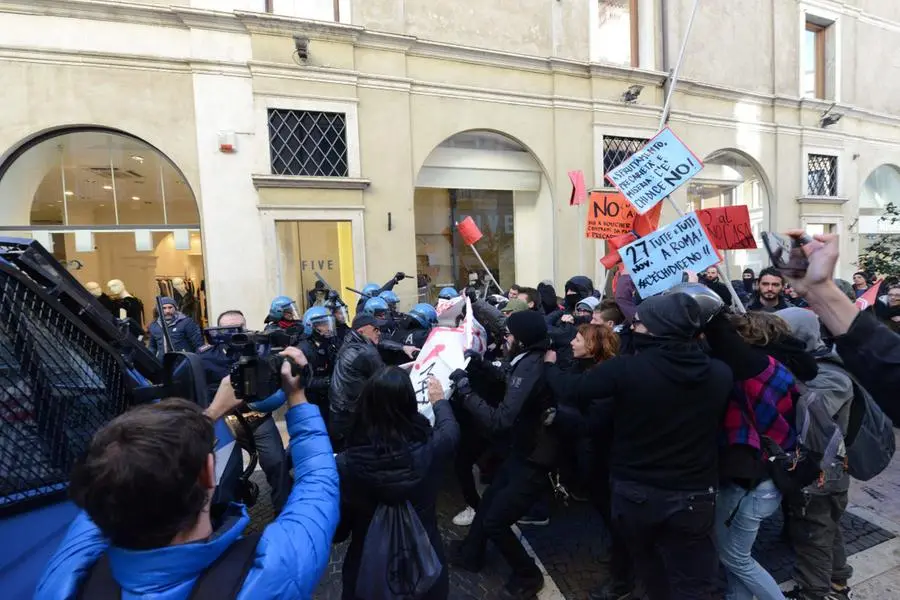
top-left (148, 312), bottom-right (204, 359)
top-left (34, 403), bottom-right (340, 600)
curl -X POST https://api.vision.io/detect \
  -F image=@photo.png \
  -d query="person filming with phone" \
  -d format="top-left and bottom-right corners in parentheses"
top-left (35, 347), bottom-right (340, 600)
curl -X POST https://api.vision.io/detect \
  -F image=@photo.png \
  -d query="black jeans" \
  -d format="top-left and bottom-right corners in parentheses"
top-left (214, 416), bottom-right (289, 512)
top-left (454, 428), bottom-right (489, 509)
top-left (788, 491), bottom-right (853, 595)
top-left (459, 456), bottom-right (547, 580)
top-left (612, 479), bottom-right (718, 600)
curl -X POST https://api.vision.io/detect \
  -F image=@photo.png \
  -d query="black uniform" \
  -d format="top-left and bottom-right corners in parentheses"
top-left (297, 334), bottom-right (338, 425)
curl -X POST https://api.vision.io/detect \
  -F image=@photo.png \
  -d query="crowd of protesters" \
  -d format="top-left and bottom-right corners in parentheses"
top-left (35, 231), bottom-right (900, 600)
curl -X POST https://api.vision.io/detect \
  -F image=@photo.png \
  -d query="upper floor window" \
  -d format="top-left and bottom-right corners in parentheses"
top-left (596, 0), bottom-right (639, 67)
top-left (603, 135), bottom-right (647, 180)
top-left (802, 15), bottom-right (837, 100)
top-left (266, 0), bottom-right (342, 22)
top-left (807, 153), bottom-right (838, 197)
top-left (268, 109), bottom-right (349, 177)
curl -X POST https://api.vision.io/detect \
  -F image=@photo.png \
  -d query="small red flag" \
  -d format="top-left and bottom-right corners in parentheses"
top-left (600, 232), bottom-right (637, 269)
top-left (568, 170), bottom-right (587, 206)
top-left (855, 279), bottom-right (883, 311)
top-left (634, 203), bottom-right (662, 237)
top-left (456, 217), bottom-right (483, 246)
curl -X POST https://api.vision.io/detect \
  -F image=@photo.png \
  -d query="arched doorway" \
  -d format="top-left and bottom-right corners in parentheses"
top-left (686, 148), bottom-right (771, 275)
top-left (413, 130), bottom-right (553, 302)
top-left (859, 164), bottom-right (900, 264)
top-left (0, 128), bottom-right (206, 328)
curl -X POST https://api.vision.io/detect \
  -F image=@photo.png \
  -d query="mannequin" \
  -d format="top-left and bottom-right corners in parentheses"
top-left (85, 281), bottom-right (115, 314)
top-left (172, 277), bottom-right (199, 323)
top-left (107, 279), bottom-right (145, 327)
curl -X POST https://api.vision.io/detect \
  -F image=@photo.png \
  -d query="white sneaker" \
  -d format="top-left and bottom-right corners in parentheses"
top-left (452, 506), bottom-right (476, 526)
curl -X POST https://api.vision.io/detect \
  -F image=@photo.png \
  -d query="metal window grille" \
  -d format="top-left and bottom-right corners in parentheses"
top-left (807, 153), bottom-right (838, 196)
top-left (268, 109), bottom-right (349, 177)
top-left (0, 267), bottom-right (132, 516)
top-left (603, 135), bottom-right (648, 180)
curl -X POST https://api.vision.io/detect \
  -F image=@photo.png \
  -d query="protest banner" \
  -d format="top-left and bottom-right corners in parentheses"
top-left (696, 205), bottom-right (757, 250)
top-left (585, 192), bottom-right (636, 239)
top-left (568, 170), bottom-right (587, 206)
top-left (605, 127), bottom-right (703, 215)
top-left (409, 298), bottom-right (484, 424)
top-left (620, 211), bottom-right (720, 297)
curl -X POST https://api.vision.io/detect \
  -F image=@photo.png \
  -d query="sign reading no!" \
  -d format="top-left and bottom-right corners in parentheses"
top-left (606, 127), bottom-right (704, 215)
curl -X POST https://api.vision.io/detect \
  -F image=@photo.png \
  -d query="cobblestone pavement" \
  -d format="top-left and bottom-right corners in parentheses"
top-left (245, 467), bottom-right (894, 599)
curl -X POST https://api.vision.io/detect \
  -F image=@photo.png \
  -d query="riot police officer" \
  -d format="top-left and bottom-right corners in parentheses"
top-left (379, 290), bottom-right (401, 317)
top-left (263, 296), bottom-right (302, 338)
top-left (354, 272), bottom-right (409, 313)
top-left (297, 307), bottom-right (338, 425)
top-left (362, 296), bottom-right (418, 365)
top-left (200, 310), bottom-right (290, 512)
top-left (393, 302), bottom-right (437, 349)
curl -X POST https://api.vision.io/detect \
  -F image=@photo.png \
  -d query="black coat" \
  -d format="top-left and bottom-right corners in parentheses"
top-left (329, 330), bottom-right (384, 431)
top-left (835, 310), bottom-right (900, 423)
top-left (334, 401), bottom-right (460, 600)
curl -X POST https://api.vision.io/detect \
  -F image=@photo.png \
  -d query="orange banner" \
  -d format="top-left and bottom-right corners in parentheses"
top-left (585, 192), bottom-right (636, 240)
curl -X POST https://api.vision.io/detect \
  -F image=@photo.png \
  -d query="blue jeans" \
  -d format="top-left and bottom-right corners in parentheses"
top-left (715, 480), bottom-right (785, 600)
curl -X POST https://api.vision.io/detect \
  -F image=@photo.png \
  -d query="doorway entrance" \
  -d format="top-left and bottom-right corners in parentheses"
top-left (274, 220), bottom-right (356, 316)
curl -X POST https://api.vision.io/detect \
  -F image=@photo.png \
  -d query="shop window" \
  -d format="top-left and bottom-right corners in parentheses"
top-left (268, 109), bottom-right (349, 177)
top-left (802, 15), bottom-right (837, 100)
top-left (603, 135), bottom-right (647, 182)
top-left (807, 154), bottom-right (838, 197)
top-left (596, 0), bottom-right (640, 67)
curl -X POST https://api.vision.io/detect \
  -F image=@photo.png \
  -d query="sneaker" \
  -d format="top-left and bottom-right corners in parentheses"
top-left (452, 506), bottom-right (476, 527)
top-left (827, 583), bottom-right (851, 600)
top-left (785, 587), bottom-right (825, 600)
top-left (447, 540), bottom-right (483, 573)
top-left (501, 572), bottom-right (544, 599)
top-left (516, 514), bottom-right (550, 526)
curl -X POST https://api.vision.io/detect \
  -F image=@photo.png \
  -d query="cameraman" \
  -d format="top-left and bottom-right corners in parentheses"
top-left (36, 348), bottom-right (340, 600)
top-left (201, 310), bottom-right (289, 512)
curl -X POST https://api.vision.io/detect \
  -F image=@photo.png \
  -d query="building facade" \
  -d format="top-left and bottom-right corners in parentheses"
top-left (1, 0), bottom-right (899, 327)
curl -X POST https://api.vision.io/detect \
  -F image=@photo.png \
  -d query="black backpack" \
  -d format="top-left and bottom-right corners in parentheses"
top-left (77, 534), bottom-right (260, 600)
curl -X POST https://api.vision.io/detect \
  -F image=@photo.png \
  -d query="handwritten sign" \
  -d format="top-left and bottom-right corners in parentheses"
top-left (620, 212), bottom-right (719, 297)
top-left (585, 192), bottom-right (636, 239)
top-left (568, 170), bottom-right (587, 206)
top-left (696, 205), bottom-right (757, 250)
top-left (606, 127), bottom-right (703, 215)
top-left (410, 298), bottom-right (485, 424)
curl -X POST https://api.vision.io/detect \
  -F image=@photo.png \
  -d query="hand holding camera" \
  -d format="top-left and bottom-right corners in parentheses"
top-left (279, 346), bottom-right (309, 406)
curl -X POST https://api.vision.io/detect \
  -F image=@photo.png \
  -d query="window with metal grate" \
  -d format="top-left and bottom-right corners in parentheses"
top-left (807, 153), bottom-right (838, 196)
top-left (268, 109), bottom-right (349, 177)
top-left (603, 135), bottom-right (648, 181)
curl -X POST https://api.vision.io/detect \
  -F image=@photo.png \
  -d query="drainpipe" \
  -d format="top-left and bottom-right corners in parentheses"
top-left (660, 0), bottom-right (670, 73)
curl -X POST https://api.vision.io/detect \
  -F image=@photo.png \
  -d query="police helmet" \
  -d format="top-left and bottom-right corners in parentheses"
top-left (303, 306), bottom-right (336, 338)
top-left (379, 290), bottom-right (400, 310)
top-left (268, 295), bottom-right (298, 321)
top-left (438, 287), bottom-right (459, 300)
top-left (363, 297), bottom-right (390, 319)
top-left (361, 283), bottom-right (381, 298)
top-left (408, 303), bottom-right (438, 329)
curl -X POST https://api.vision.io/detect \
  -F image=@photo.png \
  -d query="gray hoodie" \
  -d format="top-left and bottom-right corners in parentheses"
top-left (777, 307), bottom-right (853, 493)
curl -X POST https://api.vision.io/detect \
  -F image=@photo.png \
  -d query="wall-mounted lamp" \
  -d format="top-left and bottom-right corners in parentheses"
top-left (820, 103), bottom-right (843, 128)
top-left (622, 84), bottom-right (644, 104)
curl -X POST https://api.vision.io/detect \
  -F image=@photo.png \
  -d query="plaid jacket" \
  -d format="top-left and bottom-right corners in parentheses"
top-left (722, 355), bottom-right (797, 453)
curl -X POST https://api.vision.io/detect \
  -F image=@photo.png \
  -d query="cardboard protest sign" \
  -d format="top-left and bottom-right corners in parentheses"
top-left (606, 127), bottom-right (703, 215)
top-left (456, 216), bottom-right (483, 245)
top-left (568, 170), bottom-right (587, 206)
top-left (620, 212), bottom-right (720, 297)
top-left (585, 192), bottom-right (636, 239)
top-left (696, 205), bottom-right (757, 250)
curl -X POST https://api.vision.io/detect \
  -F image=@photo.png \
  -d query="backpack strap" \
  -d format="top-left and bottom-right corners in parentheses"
top-left (77, 554), bottom-right (119, 600)
top-left (188, 533), bottom-right (262, 600)
top-left (78, 534), bottom-right (261, 600)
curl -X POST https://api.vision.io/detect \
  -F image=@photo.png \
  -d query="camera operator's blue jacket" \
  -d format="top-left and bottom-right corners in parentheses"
top-left (34, 403), bottom-right (340, 600)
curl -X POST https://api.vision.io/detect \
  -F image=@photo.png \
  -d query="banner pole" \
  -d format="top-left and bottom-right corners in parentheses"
top-left (657, 0), bottom-right (701, 219)
top-left (719, 257), bottom-right (747, 314)
top-left (467, 244), bottom-right (503, 296)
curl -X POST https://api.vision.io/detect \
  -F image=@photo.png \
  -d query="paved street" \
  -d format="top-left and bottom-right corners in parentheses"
top-left (247, 434), bottom-right (900, 599)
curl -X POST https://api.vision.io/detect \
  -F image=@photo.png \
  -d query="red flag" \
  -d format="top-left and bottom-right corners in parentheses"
top-left (600, 232), bottom-right (637, 269)
top-left (456, 217), bottom-right (483, 246)
top-left (855, 279), bottom-right (883, 311)
top-left (634, 203), bottom-right (662, 237)
top-left (568, 170), bottom-right (587, 206)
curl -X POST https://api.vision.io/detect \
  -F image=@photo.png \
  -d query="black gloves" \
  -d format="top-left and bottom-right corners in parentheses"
top-left (463, 349), bottom-right (482, 370)
top-left (449, 368), bottom-right (472, 397)
top-left (394, 272), bottom-right (407, 282)
top-left (466, 288), bottom-right (479, 303)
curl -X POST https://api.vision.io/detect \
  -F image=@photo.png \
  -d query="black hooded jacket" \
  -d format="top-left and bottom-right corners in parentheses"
top-left (334, 401), bottom-right (459, 600)
top-left (546, 339), bottom-right (732, 490)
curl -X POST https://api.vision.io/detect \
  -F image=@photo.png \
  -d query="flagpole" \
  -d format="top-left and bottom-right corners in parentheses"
top-left (657, 0), bottom-right (701, 218)
top-left (467, 244), bottom-right (503, 296)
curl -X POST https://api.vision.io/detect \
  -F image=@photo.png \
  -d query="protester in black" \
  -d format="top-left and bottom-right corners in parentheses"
top-left (335, 368), bottom-right (458, 600)
top-left (545, 293), bottom-right (733, 600)
top-left (449, 310), bottom-right (557, 600)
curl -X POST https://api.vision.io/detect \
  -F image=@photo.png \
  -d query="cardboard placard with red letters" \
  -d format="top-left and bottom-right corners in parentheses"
top-left (695, 205), bottom-right (758, 250)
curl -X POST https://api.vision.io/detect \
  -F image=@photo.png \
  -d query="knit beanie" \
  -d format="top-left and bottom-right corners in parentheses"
top-left (576, 296), bottom-right (601, 312)
top-left (159, 296), bottom-right (177, 308)
top-left (506, 310), bottom-right (548, 348)
top-left (636, 293), bottom-right (702, 340)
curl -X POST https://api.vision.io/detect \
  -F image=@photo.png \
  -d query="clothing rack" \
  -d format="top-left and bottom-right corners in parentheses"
top-left (155, 276), bottom-right (205, 326)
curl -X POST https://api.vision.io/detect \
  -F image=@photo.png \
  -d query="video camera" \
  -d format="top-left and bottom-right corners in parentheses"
top-left (227, 329), bottom-right (306, 402)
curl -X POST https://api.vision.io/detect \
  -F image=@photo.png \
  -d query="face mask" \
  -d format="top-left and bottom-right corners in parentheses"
top-left (564, 295), bottom-right (578, 311)
top-left (631, 332), bottom-right (659, 351)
